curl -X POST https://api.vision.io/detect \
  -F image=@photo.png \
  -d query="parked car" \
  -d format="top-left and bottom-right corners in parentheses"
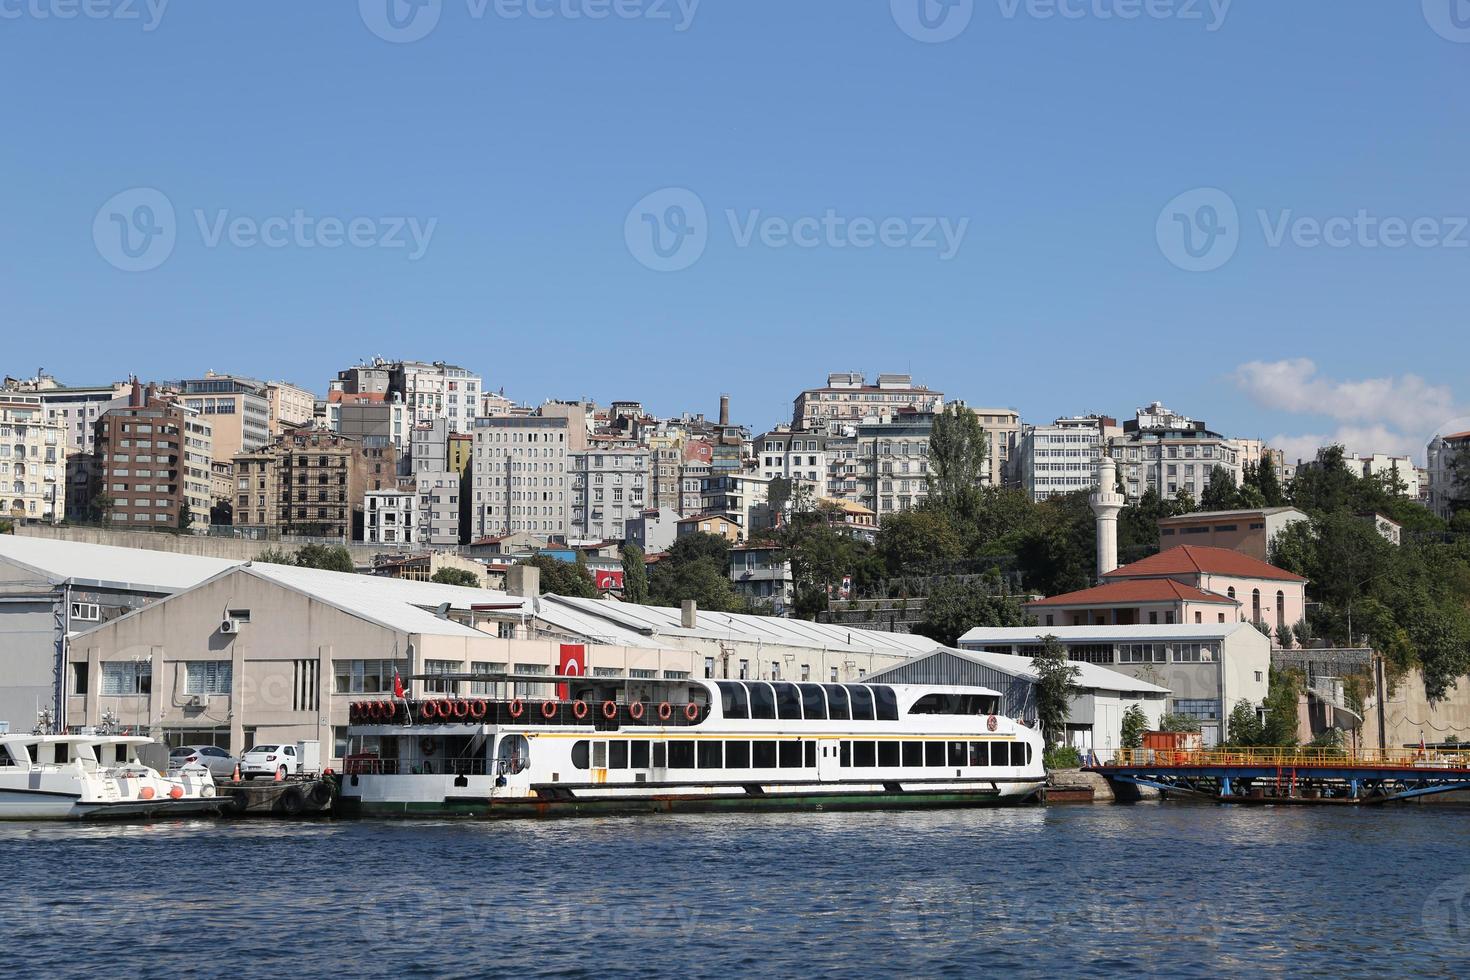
top-left (169, 744), bottom-right (239, 779)
top-left (240, 744), bottom-right (299, 780)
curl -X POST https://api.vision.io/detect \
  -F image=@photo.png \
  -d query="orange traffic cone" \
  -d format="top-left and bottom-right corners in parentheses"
top-left (232, 764), bottom-right (240, 782)
top-left (273, 766), bottom-right (283, 782)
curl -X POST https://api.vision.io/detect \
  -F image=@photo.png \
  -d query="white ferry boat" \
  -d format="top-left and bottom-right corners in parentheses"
top-left (0, 734), bottom-right (223, 820)
top-left (339, 674), bottom-right (1045, 818)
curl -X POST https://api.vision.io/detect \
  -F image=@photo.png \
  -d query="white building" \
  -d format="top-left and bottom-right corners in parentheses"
top-left (1344, 453), bottom-right (1422, 498)
top-left (393, 360), bottom-right (481, 434)
top-left (1427, 430), bottom-right (1469, 520)
top-left (1108, 403), bottom-right (1242, 501)
top-left (472, 414), bottom-right (574, 538)
top-left (624, 506), bottom-right (681, 555)
top-left (792, 372), bottom-right (943, 432)
top-left (364, 489), bottom-right (416, 545)
top-left (755, 427), bottom-right (829, 495)
top-left (1, 392), bottom-right (68, 523)
top-left (3, 375), bottom-right (131, 456)
top-left (570, 447), bottom-right (649, 543)
top-left (1015, 415), bottom-right (1119, 502)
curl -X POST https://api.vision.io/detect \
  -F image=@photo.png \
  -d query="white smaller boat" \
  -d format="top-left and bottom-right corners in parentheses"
top-left (0, 734), bottom-right (223, 820)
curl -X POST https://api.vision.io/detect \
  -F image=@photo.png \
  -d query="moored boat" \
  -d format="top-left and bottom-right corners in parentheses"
top-left (0, 734), bottom-right (223, 820)
top-left (338, 674), bottom-right (1045, 819)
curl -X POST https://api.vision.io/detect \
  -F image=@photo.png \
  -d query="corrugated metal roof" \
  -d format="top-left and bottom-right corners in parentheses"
top-left (960, 623), bottom-right (1260, 644)
top-left (0, 535), bottom-right (239, 593)
top-left (871, 647), bottom-right (1168, 695)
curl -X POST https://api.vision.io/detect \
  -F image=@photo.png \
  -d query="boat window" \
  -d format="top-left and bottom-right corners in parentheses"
top-left (878, 741), bottom-right (900, 767)
top-left (773, 683), bottom-right (802, 720)
top-left (853, 741), bottom-right (877, 767)
top-left (726, 740), bottom-right (750, 768)
top-left (902, 742), bottom-right (923, 767)
top-left (924, 742), bottom-right (945, 767)
top-left (969, 742), bottom-right (990, 767)
top-left (798, 684), bottom-right (827, 720)
top-left (631, 740), bottom-right (650, 768)
top-left (697, 741), bottom-right (722, 769)
top-left (571, 740), bottom-right (590, 770)
top-left (718, 681), bottom-right (749, 720)
top-left (804, 741), bottom-right (816, 768)
top-left (872, 686), bottom-right (899, 721)
top-left (838, 741), bottom-right (851, 767)
top-left (778, 741), bottom-right (802, 768)
top-left (592, 741), bottom-right (608, 769)
top-left (823, 685), bottom-right (850, 720)
top-left (610, 741), bottom-right (629, 769)
top-left (652, 742), bottom-right (667, 768)
top-left (747, 683), bottom-right (777, 720)
top-left (668, 741), bottom-right (695, 768)
top-left (948, 742), bottom-right (966, 767)
top-left (845, 685), bottom-right (875, 721)
top-left (497, 734), bottom-right (530, 775)
top-left (1010, 743), bottom-right (1025, 767)
top-left (1025, 744), bottom-right (1033, 767)
top-left (752, 741), bottom-right (776, 768)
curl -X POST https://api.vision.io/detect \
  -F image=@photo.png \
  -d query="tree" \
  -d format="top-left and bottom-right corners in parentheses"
top-left (911, 575), bottom-right (1027, 647)
top-left (1260, 668), bottom-right (1301, 745)
top-left (90, 491), bottom-right (116, 527)
top-left (0, 518), bottom-right (13, 535)
top-left (522, 554), bottom-right (598, 599)
top-left (875, 509), bottom-right (964, 576)
top-left (1030, 635), bottom-right (1080, 751)
top-left (1120, 704), bottom-right (1148, 749)
top-left (1014, 491), bottom-right (1095, 596)
top-left (1292, 619), bottom-right (1312, 648)
top-left (928, 404), bottom-right (988, 517)
top-left (1275, 622), bottom-right (1294, 649)
top-left (176, 503), bottom-right (193, 532)
top-left (648, 552), bottom-right (748, 613)
top-left (294, 544), bottom-right (356, 572)
top-left (1199, 465), bottom-right (1242, 512)
top-left (1225, 700), bottom-right (1264, 746)
top-left (254, 546), bottom-right (297, 565)
top-left (430, 567), bottom-right (482, 588)
top-left (1158, 713), bottom-right (1201, 734)
top-left (621, 543), bottom-right (649, 604)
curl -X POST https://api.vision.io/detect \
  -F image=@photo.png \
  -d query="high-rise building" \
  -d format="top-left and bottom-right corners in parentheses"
top-left (755, 427), bottom-right (829, 495)
top-left (179, 373), bottom-right (272, 465)
top-left (471, 414), bottom-right (574, 538)
top-left (1, 391), bottom-right (68, 523)
top-left (4, 373), bottom-right (132, 456)
top-left (792, 372), bottom-right (943, 432)
top-left (570, 447), bottom-right (649, 542)
top-left (93, 384), bottom-right (214, 530)
top-left (854, 412), bottom-right (934, 516)
top-left (959, 406), bottom-right (1021, 486)
top-left (1108, 403), bottom-right (1242, 501)
top-left (1015, 415), bottom-right (1120, 502)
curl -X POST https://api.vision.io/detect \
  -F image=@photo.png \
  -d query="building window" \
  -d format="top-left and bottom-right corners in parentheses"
top-left (185, 661), bottom-right (232, 695)
top-left (70, 601), bottom-right (101, 622)
top-left (1171, 698), bottom-right (1220, 721)
top-left (704, 656), bottom-right (715, 679)
top-left (101, 661), bottom-right (151, 695)
top-left (333, 659), bottom-right (392, 694)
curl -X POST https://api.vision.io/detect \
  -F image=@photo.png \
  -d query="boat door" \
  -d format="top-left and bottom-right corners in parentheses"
top-left (590, 740), bottom-right (608, 785)
top-left (817, 739), bottom-right (841, 783)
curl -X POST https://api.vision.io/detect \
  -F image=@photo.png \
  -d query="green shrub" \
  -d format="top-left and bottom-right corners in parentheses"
top-left (1044, 745), bottom-right (1083, 770)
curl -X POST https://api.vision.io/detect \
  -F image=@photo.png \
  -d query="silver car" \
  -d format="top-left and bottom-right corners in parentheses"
top-left (169, 744), bottom-right (239, 779)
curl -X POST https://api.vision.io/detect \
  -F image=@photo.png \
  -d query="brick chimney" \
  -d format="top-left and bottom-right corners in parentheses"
top-left (718, 394), bottom-right (730, 427)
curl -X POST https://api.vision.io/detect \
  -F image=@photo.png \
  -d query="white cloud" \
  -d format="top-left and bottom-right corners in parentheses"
top-left (1233, 360), bottom-right (1463, 464)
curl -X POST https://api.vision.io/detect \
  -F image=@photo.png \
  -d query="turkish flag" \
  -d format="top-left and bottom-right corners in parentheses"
top-left (558, 644), bottom-right (584, 700)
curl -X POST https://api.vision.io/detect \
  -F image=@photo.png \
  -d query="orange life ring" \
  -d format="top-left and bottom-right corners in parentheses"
top-left (438, 700), bottom-right (455, 719)
top-left (602, 700), bottom-right (618, 720)
top-left (372, 701), bottom-right (387, 721)
top-left (468, 699), bottom-right (487, 720)
top-left (684, 702), bottom-right (699, 721)
top-left (573, 700), bottom-right (589, 720)
top-left (452, 699), bottom-right (470, 720)
top-left (658, 702), bottom-right (672, 722)
top-left (417, 700), bottom-right (436, 720)
top-left (541, 700), bottom-right (559, 719)
top-left (509, 698), bottom-right (524, 719)
top-left (629, 701), bottom-right (645, 721)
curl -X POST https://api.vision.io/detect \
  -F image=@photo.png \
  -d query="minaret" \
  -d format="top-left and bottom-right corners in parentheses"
top-left (1091, 454), bottom-right (1125, 578)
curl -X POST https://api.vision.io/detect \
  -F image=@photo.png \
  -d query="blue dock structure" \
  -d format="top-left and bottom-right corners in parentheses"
top-left (1088, 748), bottom-right (1470, 804)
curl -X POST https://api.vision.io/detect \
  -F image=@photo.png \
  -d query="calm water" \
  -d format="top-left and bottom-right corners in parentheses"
top-left (4, 804), bottom-right (1470, 978)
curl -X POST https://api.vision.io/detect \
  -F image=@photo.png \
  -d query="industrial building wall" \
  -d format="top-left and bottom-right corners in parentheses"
top-left (0, 596), bottom-right (58, 733)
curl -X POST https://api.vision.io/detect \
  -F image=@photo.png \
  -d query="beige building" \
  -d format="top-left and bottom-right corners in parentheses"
top-left (961, 405), bottom-right (1021, 486)
top-left (179, 373), bottom-right (272, 465)
top-left (1157, 507), bottom-right (1309, 562)
top-left (471, 414), bottom-right (577, 538)
top-left (792, 372), bottom-right (943, 432)
top-left (265, 381), bottom-right (317, 435)
top-left (1, 392), bottom-right (67, 523)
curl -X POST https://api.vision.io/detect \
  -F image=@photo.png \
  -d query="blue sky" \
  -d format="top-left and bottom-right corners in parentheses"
top-left (2, 0), bottom-right (1466, 460)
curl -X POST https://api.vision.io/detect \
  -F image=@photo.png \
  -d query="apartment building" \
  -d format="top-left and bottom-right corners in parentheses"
top-left (854, 413), bottom-right (933, 517)
top-left (179, 373), bottom-right (272, 465)
top-left (390, 360), bottom-right (481, 434)
top-left (1015, 415), bottom-right (1119, 502)
top-left (332, 392), bottom-right (413, 457)
top-left (265, 381), bottom-right (317, 435)
top-left (93, 385), bottom-right (214, 530)
top-left (570, 447), bottom-right (649, 542)
top-left (471, 414), bottom-right (575, 538)
top-left (363, 489), bottom-right (416, 545)
top-left (1, 392), bottom-right (68, 523)
top-left (4, 374), bottom-right (132, 456)
top-left (1427, 430), bottom-right (1470, 519)
top-left (232, 428), bottom-right (396, 539)
top-left (792, 372), bottom-right (943, 431)
top-left (1108, 403), bottom-right (1241, 501)
top-left (755, 427), bottom-right (829, 494)
top-left (962, 406), bottom-right (1021, 486)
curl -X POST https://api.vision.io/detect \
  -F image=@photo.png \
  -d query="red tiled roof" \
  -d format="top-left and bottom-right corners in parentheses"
top-left (1029, 578), bottom-right (1236, 608)
top-left (1105, 545), bottom-right (1305, 582)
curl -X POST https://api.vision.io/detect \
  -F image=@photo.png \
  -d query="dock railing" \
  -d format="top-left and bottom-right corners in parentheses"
top-left (1103, 747), bottom-right (1470, 769)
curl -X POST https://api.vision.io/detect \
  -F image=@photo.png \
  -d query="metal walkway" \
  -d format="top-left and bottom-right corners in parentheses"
top-left (1087, 748), bottom-right (1470, 804)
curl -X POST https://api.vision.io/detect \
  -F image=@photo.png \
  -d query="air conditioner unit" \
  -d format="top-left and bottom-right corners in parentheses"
top-left (185, 695), bottom-right (202, 708)
top-left (220, 619), bottom-right (240, 634)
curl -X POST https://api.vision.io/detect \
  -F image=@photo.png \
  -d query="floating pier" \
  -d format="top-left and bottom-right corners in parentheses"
top-left (216, 776), bottom-right (336, 817)
top-left (1088, 748), bottom-right (1470, 805)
